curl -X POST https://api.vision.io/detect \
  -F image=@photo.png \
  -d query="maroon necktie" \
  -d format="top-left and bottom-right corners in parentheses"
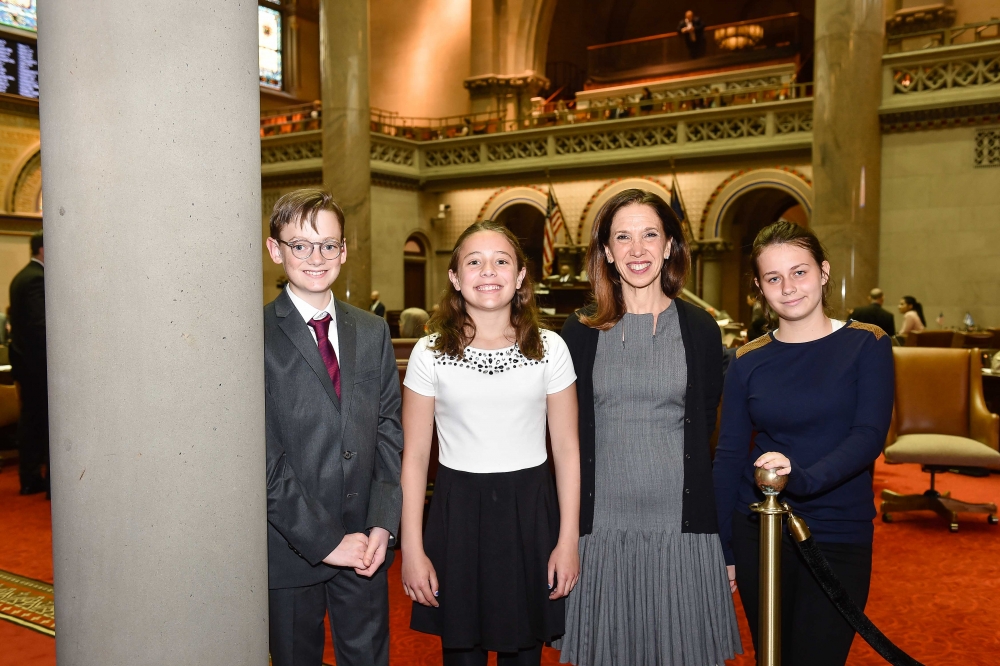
top-left (307, 313), bottom-right (341, 399)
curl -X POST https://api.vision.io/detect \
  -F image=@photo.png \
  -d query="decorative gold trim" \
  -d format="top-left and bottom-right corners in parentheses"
top-left (848, 320), bottom-right (887, 340)
top-left (736, 333), bottom-right (772, 358)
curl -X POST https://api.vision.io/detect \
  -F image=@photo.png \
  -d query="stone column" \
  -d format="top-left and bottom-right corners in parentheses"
top-left (810, 0), bottom-right (884, 315)
top-left (37, 2), bottom-right (268, 664)
top-left (321, 0), bottom-right (372, 308)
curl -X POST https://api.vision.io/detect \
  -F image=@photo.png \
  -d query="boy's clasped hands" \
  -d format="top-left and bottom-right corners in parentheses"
top-left (323, 526), bottom-right (392, 577)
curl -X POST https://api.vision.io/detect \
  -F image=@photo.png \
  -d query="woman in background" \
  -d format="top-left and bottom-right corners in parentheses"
top-left (714, 221), bottom-right (894, 666)
top-left (559, 189), bottom-right (741, 666)
top-left (400, 220), bottom-right (580, 666)
top-left (897, 295), bottom-right (925, 339)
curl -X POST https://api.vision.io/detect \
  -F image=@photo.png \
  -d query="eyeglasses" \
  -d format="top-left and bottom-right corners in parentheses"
top-left (279, 239), bottom-right (345, 260)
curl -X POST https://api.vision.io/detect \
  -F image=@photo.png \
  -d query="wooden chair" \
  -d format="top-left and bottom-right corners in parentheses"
top-left (881, 348), bottom-right (1000, 531)
top-left (905, 330), bottom-right (957, 347)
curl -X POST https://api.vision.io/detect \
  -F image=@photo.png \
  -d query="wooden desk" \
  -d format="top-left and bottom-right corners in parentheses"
top-left (982, 370), bottom-right (1000, 415)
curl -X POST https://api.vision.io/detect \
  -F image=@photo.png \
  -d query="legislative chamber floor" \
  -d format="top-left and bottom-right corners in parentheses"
top-left (1, 458), bottom-right (997, 666)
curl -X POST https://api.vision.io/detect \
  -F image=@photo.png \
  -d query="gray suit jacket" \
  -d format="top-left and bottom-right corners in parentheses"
top-left (264, 290), bottom-right (403, 589)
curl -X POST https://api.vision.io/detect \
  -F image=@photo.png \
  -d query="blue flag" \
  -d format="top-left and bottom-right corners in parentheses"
top-left (670, 176), bottom-right (686, 224)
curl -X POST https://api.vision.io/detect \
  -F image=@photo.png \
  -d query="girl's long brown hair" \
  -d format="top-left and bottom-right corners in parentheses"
top-left (580, 188), bottom-right (690, 330)
top-left (427, 220), bottom-right (544, 360)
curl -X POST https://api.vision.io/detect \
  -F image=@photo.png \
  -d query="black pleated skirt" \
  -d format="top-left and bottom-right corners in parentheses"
top-left (410, 461), bottom-right (565, 652)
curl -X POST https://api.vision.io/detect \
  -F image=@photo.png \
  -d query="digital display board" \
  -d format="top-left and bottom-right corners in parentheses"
top-left (0, 35), bottom-right (37, 98)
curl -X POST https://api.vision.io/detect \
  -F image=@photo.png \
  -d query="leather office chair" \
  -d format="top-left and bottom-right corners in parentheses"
top-left (881, 348), bottom-right (1000, 531)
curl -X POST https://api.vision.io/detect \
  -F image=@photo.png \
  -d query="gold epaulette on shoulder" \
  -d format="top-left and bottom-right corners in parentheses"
top-left (736, 334), bottom-right (772, 359)
top-left (847, 320), bottom-right (887, 340)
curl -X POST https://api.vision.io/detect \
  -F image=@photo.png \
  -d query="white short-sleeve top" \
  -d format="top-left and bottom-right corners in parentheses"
top-left (403, 329), bottom-right (577, 474)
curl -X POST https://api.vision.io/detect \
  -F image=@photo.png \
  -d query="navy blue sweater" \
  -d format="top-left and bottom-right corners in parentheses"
top-left (713, 321), bottom-right (894, 565)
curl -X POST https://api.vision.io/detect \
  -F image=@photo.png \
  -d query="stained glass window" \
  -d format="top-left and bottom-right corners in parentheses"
top-left (259, 4), bottom-right (283, 90)
top-left (0, 0), bottom-right (36, 32)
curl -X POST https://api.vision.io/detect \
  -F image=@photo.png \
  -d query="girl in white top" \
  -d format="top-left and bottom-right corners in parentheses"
top-left (401, 220), bottom-right (581, 666)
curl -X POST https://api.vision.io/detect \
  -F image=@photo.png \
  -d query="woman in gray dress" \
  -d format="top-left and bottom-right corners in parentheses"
top-left (559, 189), bottom-right (741, 665)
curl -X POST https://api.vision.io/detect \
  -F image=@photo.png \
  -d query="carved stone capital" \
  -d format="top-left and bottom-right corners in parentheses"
top-left (691, 238), bottom-right (732, 258)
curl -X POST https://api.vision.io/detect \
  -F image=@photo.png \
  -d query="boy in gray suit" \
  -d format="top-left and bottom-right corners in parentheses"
top-left (263, 189), bottom-right (403, 666)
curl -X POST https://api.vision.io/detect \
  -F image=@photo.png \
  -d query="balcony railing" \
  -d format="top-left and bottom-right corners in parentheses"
top-left (585, 13), bottom-right (810, 86)
top-left (260, 82), bottom-right (813, 141)
top-left (886, 17), bottom-right (1000, 54)
top-left (261, 97), bottom-right (814, 182)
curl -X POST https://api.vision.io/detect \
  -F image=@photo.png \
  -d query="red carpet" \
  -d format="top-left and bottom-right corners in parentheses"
top-left (1, 459), bottom-right (998, 666)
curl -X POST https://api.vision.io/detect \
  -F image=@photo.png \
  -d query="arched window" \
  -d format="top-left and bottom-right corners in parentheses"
top-left (0, 1), bottom-right (36, 32)
top-left (404, 235), bottom-right (428, 310)
top-left (259, 1), bottom-right (284, 90)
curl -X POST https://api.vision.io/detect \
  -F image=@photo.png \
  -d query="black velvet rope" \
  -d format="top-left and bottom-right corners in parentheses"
top-left (792, 535), bottom-right (926, 666)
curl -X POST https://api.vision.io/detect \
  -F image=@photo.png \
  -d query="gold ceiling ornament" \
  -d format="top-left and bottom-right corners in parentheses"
top-left (714, 24), bottom-right (764, 51)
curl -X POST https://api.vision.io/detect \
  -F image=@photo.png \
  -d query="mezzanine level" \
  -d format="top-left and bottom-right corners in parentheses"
top-left (260, 36), bottom-right (1000, 184)
top-left (261, 82), bottom-right (814, 184)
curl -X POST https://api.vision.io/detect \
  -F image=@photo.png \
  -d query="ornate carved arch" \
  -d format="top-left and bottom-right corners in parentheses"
top-left (476, 185), bottom-right (548, 222)
top-left (698, 167), bottom-right (812, 240)
top-left (577, 176), bottom-right (673, 243)
top-left (6, 144), bottom-right (42, 213)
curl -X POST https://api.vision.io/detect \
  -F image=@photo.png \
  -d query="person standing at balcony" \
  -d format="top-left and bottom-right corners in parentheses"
top-left (678, 10), bottom-right (705, 59)
top-left (401, 220), bottom-right (581, 666)
top-left (557, 189), bottom-right (741, 666)
top-left (713, 221), bottom-right (894, 666)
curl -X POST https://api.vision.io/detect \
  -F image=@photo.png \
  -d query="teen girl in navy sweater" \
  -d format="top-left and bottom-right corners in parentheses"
top-left (713, 221), bottom-right (894, 666)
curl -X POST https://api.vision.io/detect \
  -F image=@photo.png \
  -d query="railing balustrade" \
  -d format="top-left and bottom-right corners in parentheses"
top-left (260, 82), bottom-right (813, 141)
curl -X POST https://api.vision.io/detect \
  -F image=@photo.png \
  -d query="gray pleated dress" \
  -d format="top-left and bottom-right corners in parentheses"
top-left (557, 304), bottom-right (741, 666)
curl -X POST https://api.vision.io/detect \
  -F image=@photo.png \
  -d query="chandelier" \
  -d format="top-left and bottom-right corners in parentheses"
top-left (714, 24), bottom-right (764, 51)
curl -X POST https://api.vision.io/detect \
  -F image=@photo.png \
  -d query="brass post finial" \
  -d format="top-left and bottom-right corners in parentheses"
top-left (755, 466), bottom-right (788, 496)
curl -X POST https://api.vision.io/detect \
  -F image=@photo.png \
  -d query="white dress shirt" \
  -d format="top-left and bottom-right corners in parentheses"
top-left (286, 286), bottom-right (341, 360)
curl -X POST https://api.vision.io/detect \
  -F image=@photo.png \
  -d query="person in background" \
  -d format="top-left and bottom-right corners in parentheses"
top-left (639, 87), bottom-right (654, 114)
top-left (714, 221), bottom-right (894, 666)
top-left (850, 288), bottom-right (895, 338)
top-left (370, 290), bottom-right (386, 318)
top-left (678, 10), bottom-right (705, 59)
top-left (401, 220), bottom-right (580, 666)
top-left (0, 306), bottom-right (10, 347)
top-left (747, 293), bottom-right (768, 341)
top-left (897, 295), bottom-right (925, 340)
top-left (399, 307), bottom-right (430, 338)
top-left (548, 264), bottom-right (576, 284)
top-left (8, 230), bottom-right (48, 496)
top-left (558, 189), bottom-right (741, 666)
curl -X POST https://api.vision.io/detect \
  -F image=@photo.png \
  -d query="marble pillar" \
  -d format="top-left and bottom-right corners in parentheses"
top-left (811, 0), bottom-right (884, 315)
top-left (321, 0), bottom-right (372, 308)
top-left (37, 2), bottom-right (268, 664)
top-left (700, 253), bottom-right (724, 312)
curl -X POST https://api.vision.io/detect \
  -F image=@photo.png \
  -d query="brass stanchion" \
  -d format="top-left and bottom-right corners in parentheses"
top-left (749, 467), bottom-right (790, 666)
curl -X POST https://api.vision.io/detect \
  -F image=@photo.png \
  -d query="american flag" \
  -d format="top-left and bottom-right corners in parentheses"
top-left (542, 187), bottom-right (566, 279)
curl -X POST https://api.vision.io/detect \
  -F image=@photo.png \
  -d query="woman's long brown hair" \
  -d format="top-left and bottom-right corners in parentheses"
top-left (580, 188), bottom-right (690, 330)
top-left (427, 220), bottom-right (544, 360)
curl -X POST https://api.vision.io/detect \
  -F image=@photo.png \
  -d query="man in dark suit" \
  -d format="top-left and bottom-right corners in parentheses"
top-left (369, 290), bottom-right (386, 318)
top-left (264, 190), bottom-right (403, 666)
top-left (678, 10), bottom-right (705, 59)
top-left (8, 230), bottom-right (48, 496)
top-left (850, 288), bottom-right (896, 338)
